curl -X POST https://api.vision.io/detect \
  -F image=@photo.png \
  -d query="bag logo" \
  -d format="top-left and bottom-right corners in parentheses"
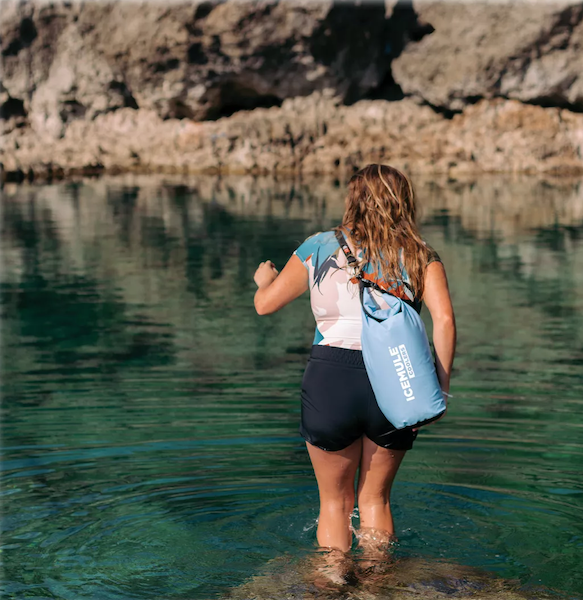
top-left (389, 345), bottom-right (416, 402)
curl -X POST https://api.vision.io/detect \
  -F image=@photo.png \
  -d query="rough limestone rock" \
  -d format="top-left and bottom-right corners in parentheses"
top-left (1, 0), bottom-right (407, 138)
top-left (392, 0), bottom-right (583, 112)
top-left (3, 96), bottom-right (583, 180)
top-left (3, 0), bottom-right (583, 180)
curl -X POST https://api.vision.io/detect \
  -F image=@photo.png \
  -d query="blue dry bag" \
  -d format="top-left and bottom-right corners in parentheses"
top-left (335, 230), bottom-right (446, 430)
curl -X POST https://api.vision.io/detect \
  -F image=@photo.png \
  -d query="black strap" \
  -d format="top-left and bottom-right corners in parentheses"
top-left (334, 229), bottom-right (360, 272)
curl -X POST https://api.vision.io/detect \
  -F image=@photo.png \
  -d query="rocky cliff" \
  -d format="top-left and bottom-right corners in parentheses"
top-left (2, 0), bottom-right (583, 181)
top-left (392, 1), bottom-right (583, 112)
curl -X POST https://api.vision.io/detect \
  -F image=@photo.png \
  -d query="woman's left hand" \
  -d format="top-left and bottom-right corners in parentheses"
top-left (254, 261), bottom-right (279, 288)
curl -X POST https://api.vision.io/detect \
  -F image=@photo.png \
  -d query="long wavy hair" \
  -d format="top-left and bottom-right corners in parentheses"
top-left (340, 164), bottom-right (431, 297)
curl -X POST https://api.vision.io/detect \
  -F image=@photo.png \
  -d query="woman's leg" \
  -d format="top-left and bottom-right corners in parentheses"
top-left (306, 437), bottom-right (362, 552)
top-left (356, 436), bottom-right (406, 534)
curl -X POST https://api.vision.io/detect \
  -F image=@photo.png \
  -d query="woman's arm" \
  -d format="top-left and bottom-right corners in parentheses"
top-left (422, 261), bottom-right (456, 395)
top-left (254, 254), bottom-right (309, 315)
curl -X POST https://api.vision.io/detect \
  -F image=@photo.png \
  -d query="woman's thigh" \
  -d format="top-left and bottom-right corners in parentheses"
top-left (357, 436), bottom-right (406, 500)
top-left (306, 438), bottom-right (362, 502)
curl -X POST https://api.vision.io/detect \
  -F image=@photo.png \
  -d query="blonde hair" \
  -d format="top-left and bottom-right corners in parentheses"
top-left (340, 164), bottom-right (431, 297)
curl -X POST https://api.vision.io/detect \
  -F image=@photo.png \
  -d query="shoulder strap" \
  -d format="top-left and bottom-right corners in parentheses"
top-left (335, 229), bottom-right (383, 321)
top-left (334, 229), bottom-right (360, 272)
top-left (334, 228), bottom-right (416, 304)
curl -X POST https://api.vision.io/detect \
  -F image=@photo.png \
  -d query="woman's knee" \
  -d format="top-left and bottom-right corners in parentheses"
top-left (319, 489), bottom-right (355, 514)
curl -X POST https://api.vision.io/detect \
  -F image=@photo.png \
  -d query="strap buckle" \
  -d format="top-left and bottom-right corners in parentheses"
top-left (335, 229), bottom-right (361, 276)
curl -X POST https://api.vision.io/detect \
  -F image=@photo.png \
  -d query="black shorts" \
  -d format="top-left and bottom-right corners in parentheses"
top-left (300, 345), bottom-right (418, 452)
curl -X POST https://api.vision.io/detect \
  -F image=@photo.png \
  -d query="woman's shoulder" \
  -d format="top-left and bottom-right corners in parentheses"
top-left (424, 242), bottom-right (442, 265)
top-left (294, 230), bottom-right (338, 260)
top-left (300, 230), bottom-right (337, 247)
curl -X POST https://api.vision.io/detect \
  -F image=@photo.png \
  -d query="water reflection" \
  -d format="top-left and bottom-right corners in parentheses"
top-left (1, 174), bottom-right (583, 599)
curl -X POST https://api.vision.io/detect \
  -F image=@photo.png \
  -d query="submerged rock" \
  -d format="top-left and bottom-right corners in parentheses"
top-left (223, 553), bottom-right (560, 600)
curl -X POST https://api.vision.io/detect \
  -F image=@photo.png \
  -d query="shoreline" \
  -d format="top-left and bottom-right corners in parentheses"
top-left (4, 162), bottom-right (583, 188)
top-left (4, 162), bottom-right (583, 190)
top-left (4, 97), bottom-right (583, 184)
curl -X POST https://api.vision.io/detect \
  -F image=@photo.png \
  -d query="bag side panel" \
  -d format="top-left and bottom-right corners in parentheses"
top-left (361, 301), bottom-right (446, 429)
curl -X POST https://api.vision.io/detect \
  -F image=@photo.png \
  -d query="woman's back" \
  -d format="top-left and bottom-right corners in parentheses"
top-left (294, 229), bottom-right (438, 350)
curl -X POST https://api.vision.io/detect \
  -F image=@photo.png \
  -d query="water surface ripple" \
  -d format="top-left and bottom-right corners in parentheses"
top-left (1, 175), bottom-right (583, 599)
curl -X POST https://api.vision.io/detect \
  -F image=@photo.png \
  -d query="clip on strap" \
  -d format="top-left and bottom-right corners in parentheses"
top-left (334, 229), bottom-right (360, 273)
top-left (334, 229), bottom-right (359, 268)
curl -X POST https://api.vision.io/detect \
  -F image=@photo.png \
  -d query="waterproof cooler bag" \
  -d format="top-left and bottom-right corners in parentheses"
top-left (360, 285), bottom-right (446, 430)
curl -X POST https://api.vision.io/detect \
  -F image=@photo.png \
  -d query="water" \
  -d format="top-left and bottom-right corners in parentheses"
top-left (1, 174), bottom-right (583, 599)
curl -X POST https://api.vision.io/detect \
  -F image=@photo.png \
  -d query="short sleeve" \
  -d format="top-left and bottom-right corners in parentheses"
top-left (426, 244), bottom-right (442, 266)
top-left (293, 233), bottom-right (321, 270)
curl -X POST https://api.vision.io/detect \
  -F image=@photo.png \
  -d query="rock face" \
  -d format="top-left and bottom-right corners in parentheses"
top-left (392, 0), bottom-right (583, 112)
top-left (1, 0), bottom-right (416, 136)
top-left (2, 0), bottom-right (583, 181)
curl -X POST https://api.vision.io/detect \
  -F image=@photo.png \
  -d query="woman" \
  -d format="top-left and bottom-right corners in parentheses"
top-left (253, 164), bottom-right (456, 553)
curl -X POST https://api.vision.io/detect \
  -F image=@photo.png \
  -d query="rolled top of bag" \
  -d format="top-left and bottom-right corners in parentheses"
top-left (360, 284), bottom-right (403, 322)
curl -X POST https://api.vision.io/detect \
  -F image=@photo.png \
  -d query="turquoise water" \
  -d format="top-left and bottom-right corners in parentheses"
top-left (1, 175), bottom-right (583, 599)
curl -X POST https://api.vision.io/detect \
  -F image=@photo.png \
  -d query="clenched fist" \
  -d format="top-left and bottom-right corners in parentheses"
top-left (254, 260), bottom-right (279, 288)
